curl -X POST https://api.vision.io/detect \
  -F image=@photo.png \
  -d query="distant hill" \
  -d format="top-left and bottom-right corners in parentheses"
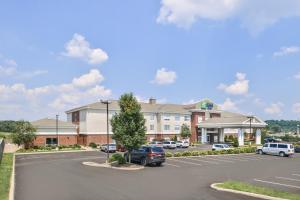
top-left (265, 120), bottom-right (300, 133)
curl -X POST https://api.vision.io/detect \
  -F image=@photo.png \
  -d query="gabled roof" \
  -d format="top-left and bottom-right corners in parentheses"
top-left (31, 118), bottom-right (76, 129)
top-left (65, 100), bottom-right (191, 115)
top-left (198, 112), bottom-right (267, 128)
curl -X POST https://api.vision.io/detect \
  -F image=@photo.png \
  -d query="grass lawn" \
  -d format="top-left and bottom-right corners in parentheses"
top-left (0, 153), bottom-right (13, 200)
top-left (218, 181), bottom-right (300, 200)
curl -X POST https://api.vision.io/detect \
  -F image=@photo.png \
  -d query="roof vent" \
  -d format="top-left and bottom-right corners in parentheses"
top-left (149, 98), bottom-right (156, 104)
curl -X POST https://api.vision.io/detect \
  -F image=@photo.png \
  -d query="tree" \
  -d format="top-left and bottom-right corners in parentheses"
top-left (11, 120), bottom-right (36, 149)
top-left (111, 93), bottom-right (146, 163)
top-left (180, 124), bottom-right (191, 138)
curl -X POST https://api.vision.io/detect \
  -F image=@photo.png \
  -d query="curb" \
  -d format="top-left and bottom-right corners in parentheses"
top-left (210, 183), bottom-right (288, 200)
top-left (82, 161), bottom-right (144, 171)
top-left (9, 153), bottom-right (15, 200)
top-left (15, 149), bottom-right (96, 155)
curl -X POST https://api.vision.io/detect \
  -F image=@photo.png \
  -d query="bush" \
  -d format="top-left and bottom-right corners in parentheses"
top-left (199, 151), bottom-right (208, 155)
top-left (233, 149), bottom-right (240, 154)
top-left (165, 152), bottom-right (173, 157)
top-left (233, 137), bottom-right (239, 147)
top-left (174, 152), bottom-right (183, 157)
top-left (109, 153), bottom-right (126, 165)
top-left (191, 151), bottom-right (200, 156)
top-left (89, 142), bottom-right (97, 148)
top-left (182, 151), bottom-right (192, 156)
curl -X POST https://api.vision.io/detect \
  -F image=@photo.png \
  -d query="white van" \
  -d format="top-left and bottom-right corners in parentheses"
top-left (257, 143), bottom-right (294, 157)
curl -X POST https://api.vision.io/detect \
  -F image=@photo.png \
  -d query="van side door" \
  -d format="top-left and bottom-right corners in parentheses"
top-left (269, 143), bottom-right (278, 155)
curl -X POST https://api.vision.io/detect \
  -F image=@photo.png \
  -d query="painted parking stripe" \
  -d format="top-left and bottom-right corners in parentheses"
top-left (276, 176), bottom-right (300, 182)
top-left (214, 155), bottom-right (250, 162)
top-left (182, 157), bottom-right (219, 164)
top-left (199, 156), bottom-right (235, 163)
top-left (292, 174), bottom-right (300, 177)
top-left (168, 158), bottom-right (203, 166)
top-left (164, 163), bottom-right (181, 168)
top-left (254, 179), bottom-right (300, 189)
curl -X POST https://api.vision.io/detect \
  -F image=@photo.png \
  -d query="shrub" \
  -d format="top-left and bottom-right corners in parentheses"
top-left (109, 153), bottom-right (126, 165)
top-left (182, 151), bottom-right (192, 156)
top-left (174, 152), bottom-right (183, 157)
top-left (191, 151), bottom-right (200, 156)
top-left (199, 151), bottom-right (208, 155)
top-left (165, 152), bottom-right (173, 157)
top-left (233, 149), bottom-right (240, 154)
top-left (233, 137), bottom-right (239, 147)
top-left (89, 142), bottom-right (97, 148)
top-left (207, 151), bottom-right (213, 155)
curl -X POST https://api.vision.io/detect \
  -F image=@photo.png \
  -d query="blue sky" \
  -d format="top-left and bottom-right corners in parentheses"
top-left (1, 0), bottom-right (300, 120)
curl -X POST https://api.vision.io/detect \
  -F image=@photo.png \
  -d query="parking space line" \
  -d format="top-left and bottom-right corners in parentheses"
top-left (276, 176), bottom-right (300, 182)
top-left (200, 156), bottom-right (235, 163)
top-left (292, 174), bottom-right (300, 177)
top-left (182, 157), bottom-right (219, 164)
top-left (167, 158), bottom-right (203, 166)
top-left (254, 179), bottom-right (300, 189)
top-left (164, 163), bottom-right (181, 168)
top-left (214, 156), bottom-right (249, 162)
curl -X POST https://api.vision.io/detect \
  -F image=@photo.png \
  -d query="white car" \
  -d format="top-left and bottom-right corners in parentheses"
top-left (176, 141), bottom-right (189, 148)
top-left (212, 144), bottom-right (233, 151)
top-left (149, 141), bottom-right (163, 148)
top-left (163, 141), bottom-right (177, 149)
top-left (100, 143), bottom-right (117, 153)
top-left (257, 143), bottom-right (294, 157)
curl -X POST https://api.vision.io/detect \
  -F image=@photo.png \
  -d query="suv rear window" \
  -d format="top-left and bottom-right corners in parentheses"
top-left (270, 144), bottom-right (277, 148)
top-left (278, 144), bottom-right (287, 148)
top-left (151, 147), bottom-right (164, 153)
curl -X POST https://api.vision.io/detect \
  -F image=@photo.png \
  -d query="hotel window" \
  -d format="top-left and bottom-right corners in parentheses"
top-left (184, 115), bottom-right (190, 121)
top-left (46, 138), bottom-right (57, 145)
top-left (150, 114), bottom-right (155, 120)
top-left (164, 114), bottom-right (170, 121)
top-left (164, 125), bottom-right (170, 131)
top-left (149, 124), bottom-right (155, 131)
top-left (175, 125), bottom-right (180, 131)
top-left (175, 114), bottom-right (180, 121)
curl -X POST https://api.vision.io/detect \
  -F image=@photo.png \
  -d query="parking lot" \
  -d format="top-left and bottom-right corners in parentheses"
top-left (15, 151), bottom-right (300, 200)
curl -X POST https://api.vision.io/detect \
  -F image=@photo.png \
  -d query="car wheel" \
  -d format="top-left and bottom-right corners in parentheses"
top-left (279, 152), bottom-right (285, 157)
top-left (156, 162), bottom-right (162, 166)
top-left (141, 158), bottom-right (147, 166)
top-left (258, 149), bottom-right (263, 155)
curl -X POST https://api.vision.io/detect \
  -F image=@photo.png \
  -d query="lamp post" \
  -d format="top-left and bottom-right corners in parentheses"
top-left (247, 116), bottom-right (254, 141)
top-left (297, 124), bottom-right (299, 136)
top-left (56, 114), bottom-right (59, 147)
top-left (101, 100), bottom-right (111, 163)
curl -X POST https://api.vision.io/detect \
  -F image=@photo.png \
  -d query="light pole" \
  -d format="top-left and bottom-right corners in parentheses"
top-left (247, 116), bottom-right (254, 141)
top-left (101, 100), bottom-right (111, 163)
top-left (297, 124), bottom-right (299, 136)
top-left (56, 114), bottom-right (59, 147)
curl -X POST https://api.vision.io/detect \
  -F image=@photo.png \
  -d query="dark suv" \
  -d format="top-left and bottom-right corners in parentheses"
top-left (124, 146), bottom-right (165, 166)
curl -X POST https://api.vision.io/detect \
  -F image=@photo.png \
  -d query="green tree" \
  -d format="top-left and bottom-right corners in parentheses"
top-left (180, 124), bottom-right (191, 138)
top-left (11, 121), bottom-right (36, 149)
top-left (111, 93), bottom-right (146, 163)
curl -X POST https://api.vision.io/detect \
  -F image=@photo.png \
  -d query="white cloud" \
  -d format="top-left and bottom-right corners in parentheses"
top-left (273, 46), bottom-right (300, 57)
top-left (294, 72), bottom-right (300, 80)
top-left (157, 0), bottom-right (300, 34)
top-left (0, 65), bottom-right (17, 76)
top-left (219, 98), bottom-right (239, 112)
top-left (253, 98), bottom-right (264, 107)
top-left (264, 102), bottom-right (284, 115)
top-left (182, 99), bottom-right (198, 105)
top-left (72, 69), bottom-right (104, 87)
top-left (0, 69), bottom-right (112, 120)
top-left (151, 68), bottom-right (177, 85)
top-left (292, 103), bottom-right (300, 113)
top-left (63, 33), bottom-right (108, 65)
top-left (218, 72), bottom-right (249, 95)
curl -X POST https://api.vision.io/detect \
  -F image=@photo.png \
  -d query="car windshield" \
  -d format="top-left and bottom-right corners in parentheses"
top-left (151, 147), bottom-right (164, 153)
top-left (171, 142), bottom-right (176, 144)
top-left (223, 144), bottom-right (229, 148)
top-left (109, 144), bottom-right (116, 146)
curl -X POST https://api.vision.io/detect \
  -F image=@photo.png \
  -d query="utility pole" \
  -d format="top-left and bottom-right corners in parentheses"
top-left (56, 114), bottom-right (59, 147)
top-left (101, 100), bottom-right (111, 163)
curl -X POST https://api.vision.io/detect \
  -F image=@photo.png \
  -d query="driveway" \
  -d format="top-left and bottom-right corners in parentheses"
top-left (15, 151), bottom-right (300, 200)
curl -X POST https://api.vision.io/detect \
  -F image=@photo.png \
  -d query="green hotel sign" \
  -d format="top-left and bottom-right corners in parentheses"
top-left (196, 100), bottom-right (216, 110)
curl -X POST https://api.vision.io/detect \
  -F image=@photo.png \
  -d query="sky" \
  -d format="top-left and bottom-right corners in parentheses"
top-left (1, 0), bottom-right (300, 121)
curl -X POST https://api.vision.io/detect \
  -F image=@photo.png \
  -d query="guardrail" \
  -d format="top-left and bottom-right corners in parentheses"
top-left (0, 139), bottom-right (5, 164)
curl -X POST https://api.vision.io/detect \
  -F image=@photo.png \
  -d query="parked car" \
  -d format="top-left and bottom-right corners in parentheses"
top-left (176, 141), bottom-right (189, 148)
top-left (124, 146), bottom-right (165, 166)
top-left (256, 143), bottom-right (294, 157)
top-left (295, 146), bottom-right (300, 153)
top-left (212, 144), bottom-right (233, 151)
top-left (100, 143), bottom-right (117, 153)
top-left (149, 141), bottom-right (163, 148)
top-left (163, 141), bottom-right (177, 149)
top-left (264, 137), bottom-right (282, 143)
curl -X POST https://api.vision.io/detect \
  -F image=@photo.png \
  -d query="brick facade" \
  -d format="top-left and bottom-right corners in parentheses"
top-left (33, 135), bottom-right (77, 146)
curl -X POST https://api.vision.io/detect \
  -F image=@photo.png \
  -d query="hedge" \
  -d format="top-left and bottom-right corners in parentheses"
top-left (165, 147), bottom-right (256, 158)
